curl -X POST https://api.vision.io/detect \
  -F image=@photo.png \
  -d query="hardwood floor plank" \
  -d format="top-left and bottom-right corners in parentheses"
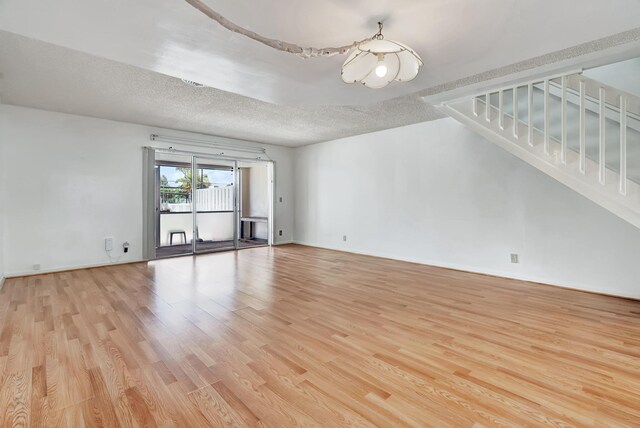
top-left (2, 244), bottom-right (640, 426)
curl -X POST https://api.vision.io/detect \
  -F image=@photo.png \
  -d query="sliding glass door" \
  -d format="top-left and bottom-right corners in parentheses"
top-left (148, 149), bottom-right (272, 259)
top-left (194, 158), bottom-right (237, 253)
top-left (155, 153), bottom-right (195, 258)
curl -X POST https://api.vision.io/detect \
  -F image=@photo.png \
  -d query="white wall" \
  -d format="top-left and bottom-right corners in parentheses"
top-left (4, 103), bottom-right (640, 298)
top-left (294, 118), bottom-right (640, 298)
top-left (0, 105), bottom-right (294, 276)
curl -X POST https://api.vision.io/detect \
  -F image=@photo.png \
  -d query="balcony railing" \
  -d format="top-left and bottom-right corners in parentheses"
top-left (159, 186), bottom-right (235, 246)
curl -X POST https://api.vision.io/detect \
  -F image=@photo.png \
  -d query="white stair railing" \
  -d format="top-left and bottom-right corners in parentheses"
top-left (442, 71), bottom-right (640, 229)
top-left (469, 73), bottom-right (639, 191)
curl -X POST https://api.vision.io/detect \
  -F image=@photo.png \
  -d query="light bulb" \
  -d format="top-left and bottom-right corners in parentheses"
top-left (374, 53), bottom-right (388, 78)
top-left (375, 63), bottom-right (388, 78)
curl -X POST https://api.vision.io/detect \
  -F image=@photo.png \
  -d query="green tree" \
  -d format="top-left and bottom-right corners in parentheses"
top-left (159, 174), bottom-right (186, 204)
top-left (176, 167), bottom-right (211, 197)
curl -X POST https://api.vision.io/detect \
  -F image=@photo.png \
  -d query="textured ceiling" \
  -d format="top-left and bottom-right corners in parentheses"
top-left (0, 31), bottom-right (444, 146)
top-left (3, 26), bottom-right (640, 147)
top-left (2, 2), bottom-right (640, 147)
top-left (1, 0), bottom-right (640, 106)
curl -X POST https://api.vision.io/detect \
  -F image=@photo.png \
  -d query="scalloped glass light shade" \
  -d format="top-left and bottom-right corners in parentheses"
top-left (341, 39), bottom-right (423, 89)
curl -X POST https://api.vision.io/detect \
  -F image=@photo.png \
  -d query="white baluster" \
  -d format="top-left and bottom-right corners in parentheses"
top-left (599, 88), bottom-right (606, 184)
top-left (498, 90), bottom-right (504, 130)
top-left (485, 93), bottom-right (491, 122)
top-left (513, 86), bottom-right (519, 139)
top-left (543, 79), bottom-right (550, 155)
top-left (620, 95), bottom-right (627, 195)
top-left (579, 80), bottom-right (586, 174)
top-left (472, 96), bottom-right (479, 117)
top-left (527, 83), bottom-right (534, 147)
top-left (561, 76), bottom-right (567, 164)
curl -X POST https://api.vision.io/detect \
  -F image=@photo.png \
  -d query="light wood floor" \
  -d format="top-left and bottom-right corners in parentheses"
top-left (2, 245), bottom-right (640, 427)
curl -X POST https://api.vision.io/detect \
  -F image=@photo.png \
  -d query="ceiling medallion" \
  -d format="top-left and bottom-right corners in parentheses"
top-left (185, 0), bottom-right (422, 89)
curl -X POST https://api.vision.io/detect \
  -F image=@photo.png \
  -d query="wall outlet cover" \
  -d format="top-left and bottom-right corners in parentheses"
top-left (510, 253), bottom-right (519, 263)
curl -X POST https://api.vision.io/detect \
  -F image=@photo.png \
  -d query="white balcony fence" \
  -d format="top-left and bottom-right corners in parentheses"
top-left (159, 186), bottom-right (235, 246)
top-left (159, 212), bottom-right (234, 245)
top-left (162, 186), bottom-right (234, 212)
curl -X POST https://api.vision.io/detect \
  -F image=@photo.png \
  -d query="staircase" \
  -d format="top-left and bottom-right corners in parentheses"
top-left (441, 72), bottom-right (640, 229)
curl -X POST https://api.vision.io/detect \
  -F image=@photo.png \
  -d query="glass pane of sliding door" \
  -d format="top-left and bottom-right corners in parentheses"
top-left (194, 158), bottom-right (237, 253)
top-left (155, 153), bottom-right (194, 258)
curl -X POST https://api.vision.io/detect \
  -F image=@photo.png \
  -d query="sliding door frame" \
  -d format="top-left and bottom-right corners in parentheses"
top-left (192, 156), bottom-right (239, 255)
top-left (144, 147), bottom-right (274, 260)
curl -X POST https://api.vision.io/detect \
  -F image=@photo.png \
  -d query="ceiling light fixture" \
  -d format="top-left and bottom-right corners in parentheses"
top-left (184, 0), bottom-right (422, 89)
top-left (341, 23), bottom-right (423, 89)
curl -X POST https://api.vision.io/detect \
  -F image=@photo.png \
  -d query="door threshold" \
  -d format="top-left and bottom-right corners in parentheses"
top-left (154, 244), bottom-right (272, 260)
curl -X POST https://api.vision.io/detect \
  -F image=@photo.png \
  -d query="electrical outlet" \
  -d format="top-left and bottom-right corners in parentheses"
top-left (105, 237), bottom-right (114, 252)
top-left (343, 235), bottom-right (347, 242)
top-left (33, 264), bottom-right (41, 271)
top-left (279, 197), bottom-right (283, 203)
top-left (278, 230), bottom-right (283, 236)
top-left (510, 253), bottom-right (519, 264)
top-left (123, 242), bottom-right (130, 253)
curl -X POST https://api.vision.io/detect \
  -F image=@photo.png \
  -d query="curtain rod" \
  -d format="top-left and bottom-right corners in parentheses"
top-left (150, 134), bottom-right (268, 156)
top-left (147, 146), bottom-right (273, 163)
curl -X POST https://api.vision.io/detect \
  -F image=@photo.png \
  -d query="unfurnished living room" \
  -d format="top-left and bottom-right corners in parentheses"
top-left (2, 1), bottom-right (640, 426)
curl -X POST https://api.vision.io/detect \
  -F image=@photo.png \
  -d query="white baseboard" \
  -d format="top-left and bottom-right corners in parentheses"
top-left (5, 243), bottom-right (292, 278)
top-left (273, 240), bottom-right (294, 246)
top-left (292, 241), bottom-right (639, 300)
top-left (7, 242), bottom-right (636, 300)
top-left (5, 243), bottom-right (295, 278)
top-left (5, 258), bottom-right (146, 279)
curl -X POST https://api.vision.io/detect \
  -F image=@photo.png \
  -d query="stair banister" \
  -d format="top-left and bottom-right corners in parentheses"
top-left (441, 69), bottom-right (640, 231)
